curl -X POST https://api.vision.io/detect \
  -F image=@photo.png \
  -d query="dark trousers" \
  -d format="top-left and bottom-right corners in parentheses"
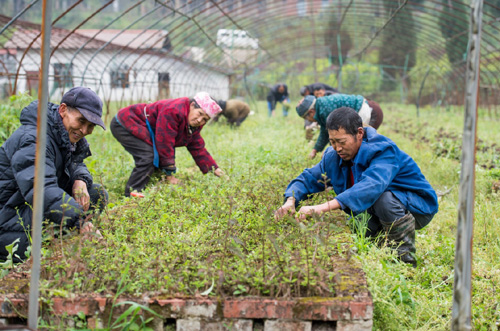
top-left (364, 191), bottom-right (434, 237)
top-left (0, 183), bottom-right (107, 263)
top-left (110, 117), bottom-right (155, 196)
top-left (227, 116), bottom-right (248, 126)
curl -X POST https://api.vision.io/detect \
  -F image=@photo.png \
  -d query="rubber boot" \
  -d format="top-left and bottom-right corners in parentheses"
top-left (381, 213), bottom-right (417, 267)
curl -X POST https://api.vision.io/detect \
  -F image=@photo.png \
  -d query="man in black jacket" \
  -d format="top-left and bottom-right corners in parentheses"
top-left (0, 87), bottom-right (108, 262)
top-left (267, 83), bottom-right (290, 117)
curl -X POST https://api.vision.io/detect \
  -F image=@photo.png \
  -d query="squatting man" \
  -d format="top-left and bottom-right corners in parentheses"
top-left (275, 107), bottom-right (438, 267)
top-left (0, 87), bottom-right (108, 262)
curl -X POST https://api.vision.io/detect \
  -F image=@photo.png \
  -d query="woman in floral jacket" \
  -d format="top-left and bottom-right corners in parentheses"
top-left (111, 92), bottom-right (224, 196)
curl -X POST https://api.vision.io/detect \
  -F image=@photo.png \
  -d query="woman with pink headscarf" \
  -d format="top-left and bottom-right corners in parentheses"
top-left (111, 92), bottom-right (224, 197)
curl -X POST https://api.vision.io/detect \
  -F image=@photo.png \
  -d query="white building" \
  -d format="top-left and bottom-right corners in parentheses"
top-left (0, 19), bottom-right (231, 103)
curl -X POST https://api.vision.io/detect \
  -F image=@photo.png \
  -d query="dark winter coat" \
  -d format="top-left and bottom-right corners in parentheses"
top-left (0, 100), bottom-right (94, 232)
top-left (116, 98), bottom-right (217, 174)
top-left (267, 84), bottom-right (289, 102)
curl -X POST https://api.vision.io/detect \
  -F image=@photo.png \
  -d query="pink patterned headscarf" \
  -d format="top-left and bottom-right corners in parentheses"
top-left (193, 92), bottom-right (222, 118)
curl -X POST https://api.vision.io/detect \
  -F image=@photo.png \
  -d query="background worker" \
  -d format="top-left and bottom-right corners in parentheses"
top-left (111, 92), bottom-right (224, 197)
top-left (267, 83), bottom-right (290, 117)
top-left (299, 83), bottom-right (338, 97)
top-left (0, 87), bottom-right (108, 262)
top-left (275, 107), bottom-right (438, 267)
top-left (296, 94), bottom-right (384, 159)
top-left (300, 83), bottom-right (338, 140)
top-left (215, 99), bottom-right (250, 126)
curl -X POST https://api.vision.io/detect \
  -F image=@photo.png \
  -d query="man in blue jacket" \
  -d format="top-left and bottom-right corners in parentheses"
top-left (0, 87), bottom-right (108, 262)
top-left (275, 107), bottom-right (438, 267)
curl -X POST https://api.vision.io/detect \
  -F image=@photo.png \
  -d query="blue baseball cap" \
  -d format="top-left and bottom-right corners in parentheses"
top-left (61, 87), bottom-right (105, 129)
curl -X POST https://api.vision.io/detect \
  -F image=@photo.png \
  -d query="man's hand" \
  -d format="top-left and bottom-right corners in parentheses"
top-left (73, 180), bottom-right (90, 211)
top-left (274, 197), bottom-right (296, 220)
top-left (297, 200), bottom-right (341, 220)
top-left (166, 175), bottom-right (180, 185)
top-left (80, 221), bottom-right (103, 239)
top-left (297, 205), bottom-right (322, 220)
top-left (309, 149), bottom-right (318, 159)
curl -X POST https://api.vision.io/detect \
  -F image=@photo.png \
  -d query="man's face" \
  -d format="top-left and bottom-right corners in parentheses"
top-left (188, 102), bottom-right (210, 127)
top-left (314, 89), bottom-right (325, 98)
top-left (59, 104), bottom-right (95, 143)
top-left (304, 109), bottom-right (316, 122)
top-left (328, 127), bottom-right (364, 161)
top-left (278, 86), bottom-right (285, 94)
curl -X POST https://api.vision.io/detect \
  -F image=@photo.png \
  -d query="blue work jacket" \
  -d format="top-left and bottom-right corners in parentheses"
top-left (284, 127), bottom-right (438, 220)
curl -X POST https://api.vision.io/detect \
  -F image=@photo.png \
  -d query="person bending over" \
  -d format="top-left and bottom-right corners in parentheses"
top-left (296, 94), bottom-right (383, 159)
top-left (215, 99), bottom-right (250, 126)
top-left (267, 83), bottom-right (290, 117)
top-left (111, 92), bottom-right (224, 197)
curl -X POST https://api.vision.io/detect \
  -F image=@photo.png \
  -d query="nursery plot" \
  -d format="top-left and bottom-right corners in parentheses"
top-left (0, 104), bottom-right (374, 328)
top-left (1, 102), bottom-right (500, 329)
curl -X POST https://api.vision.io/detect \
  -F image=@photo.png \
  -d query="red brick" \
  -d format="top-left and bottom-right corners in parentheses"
top-left (349, 301), bottom-right (373, 319)
top-left (95, 297), bottom-right (107, 313)
top-left (153, 298), bottom-right (218, 318)
top-left (224, 299), bottom-right (294, 319)
top-left (264, 320), bottom-right (312, 331)
top-left (87, 317), bottom-right (97, 329)
top-left (337, 319), bottom-right (373, 331)
top-left (0, 297), bottom-right (28, 317)
top-left (52, 297), bottom-right (92, 315)
top-left (293, 299), bottom-right (350, 321)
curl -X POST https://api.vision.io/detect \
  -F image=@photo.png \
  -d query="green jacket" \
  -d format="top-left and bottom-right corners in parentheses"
top-left (313, 94), bottom-right (364, 152)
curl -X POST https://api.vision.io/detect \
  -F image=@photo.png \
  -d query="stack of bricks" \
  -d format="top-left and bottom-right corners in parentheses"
top-left (1, 290), bottom-right (372, 330)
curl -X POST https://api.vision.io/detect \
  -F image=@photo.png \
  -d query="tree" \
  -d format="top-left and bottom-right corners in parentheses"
top-left (439, 0), bottom-right (469, 65)
top-left (378, 0), bottom-right (417, 92)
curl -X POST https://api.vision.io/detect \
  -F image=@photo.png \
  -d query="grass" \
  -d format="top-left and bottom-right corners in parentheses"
top-left (1, 98), bottom-right (500, 330)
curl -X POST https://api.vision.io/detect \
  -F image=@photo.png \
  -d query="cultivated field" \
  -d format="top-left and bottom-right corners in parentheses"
top-left (1, 98), bottom-right (499, 330)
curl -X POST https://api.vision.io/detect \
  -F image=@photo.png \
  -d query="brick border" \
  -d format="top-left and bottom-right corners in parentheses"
top-left (0, 294), bottom-right (372, 328)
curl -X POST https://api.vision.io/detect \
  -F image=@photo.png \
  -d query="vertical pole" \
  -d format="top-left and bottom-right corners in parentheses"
top-left (28, 0), bottom-right (52, 328)
top-left (451, 0), bottom-right (483, 329)
top-left (336, 33), bottom-right (343, 91)
top-left (309, 0), bottom-right (318, 82)
top-left (401, 53), bottom-right (409, 103)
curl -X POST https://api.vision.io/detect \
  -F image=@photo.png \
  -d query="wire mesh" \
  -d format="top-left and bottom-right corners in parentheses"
top-left (0, 0), bottom-right (499, 108)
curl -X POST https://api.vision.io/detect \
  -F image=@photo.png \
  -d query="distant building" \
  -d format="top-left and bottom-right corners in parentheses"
top-left (0, 16), bottom-right (231, 102)
top-left (216, 29), bottom-right (259, 50)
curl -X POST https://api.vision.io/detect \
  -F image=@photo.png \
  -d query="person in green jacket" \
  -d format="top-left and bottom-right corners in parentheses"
top-left (296, 94), bottom-right (383, 159)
